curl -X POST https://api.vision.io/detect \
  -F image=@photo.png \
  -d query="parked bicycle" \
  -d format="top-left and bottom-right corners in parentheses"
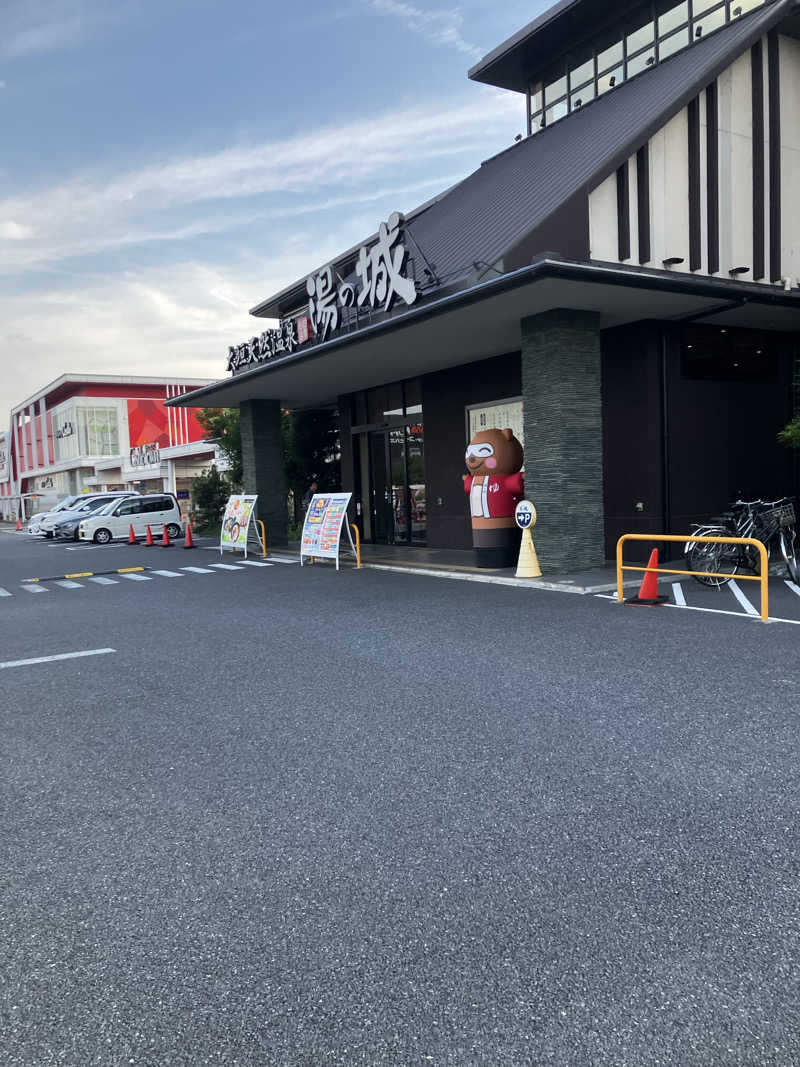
top-left (685, 497), bottom-right (799, 587)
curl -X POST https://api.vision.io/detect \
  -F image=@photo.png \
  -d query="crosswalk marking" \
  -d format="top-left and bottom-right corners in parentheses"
top-left (209, 563), bottom-right (244, 571)
top-left (150, 569), bottom-right (183, 578)
top-left (22, 584), bottom-right (48, 593)
top-left (181, 566), bottom-right (215, 574)
top-left (238, 559), bottom-right (273, 567)
top-left (728, 579), bottom-right (760, 617)
top-left (55, 580), bottom-right (84, 589)
top-left (119, 572), bottom-right (151, 582)
top-left (671, 582), bottom-right (686, 606)
top-left (88, 576), bottom-right (118, 585)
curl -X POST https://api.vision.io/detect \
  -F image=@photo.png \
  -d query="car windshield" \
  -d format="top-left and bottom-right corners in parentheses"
top-left (97, 499), bottom-right (124, 515)
top-left (55, 496), bottom-right (80, 511)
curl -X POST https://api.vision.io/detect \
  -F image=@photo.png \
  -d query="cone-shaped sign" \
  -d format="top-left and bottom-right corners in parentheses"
top-left (514, 500), bottom-right (542, 579)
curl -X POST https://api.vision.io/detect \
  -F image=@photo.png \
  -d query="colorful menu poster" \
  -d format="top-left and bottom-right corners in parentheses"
top-left (220, 494), bottom-right (258, 557)
top-left (300, 492), bottom-right (354, 570)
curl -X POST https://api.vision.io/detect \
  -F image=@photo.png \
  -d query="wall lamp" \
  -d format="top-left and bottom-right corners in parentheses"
top-left (663, 257), bottom-right (684, 267)
top-left (729, 266), bottom-right (750, 277)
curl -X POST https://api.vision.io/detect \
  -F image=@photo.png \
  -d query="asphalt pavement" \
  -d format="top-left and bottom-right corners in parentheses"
top-left (1, 531), bottom-right (799, 1065)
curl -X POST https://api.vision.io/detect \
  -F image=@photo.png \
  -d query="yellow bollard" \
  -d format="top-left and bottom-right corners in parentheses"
top-left (514, 501), bottom-right (542, 579)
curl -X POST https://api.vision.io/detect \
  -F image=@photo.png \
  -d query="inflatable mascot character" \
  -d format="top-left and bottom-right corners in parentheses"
top-left (463, 428), bottom-right (524, 568)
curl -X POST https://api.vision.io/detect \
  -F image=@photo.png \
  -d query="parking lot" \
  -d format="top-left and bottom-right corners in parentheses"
top-left (2, 525), bottom-right (800, 1065)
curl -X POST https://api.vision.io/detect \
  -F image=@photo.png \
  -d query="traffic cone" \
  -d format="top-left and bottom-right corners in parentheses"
top-left (127, 523), bottom-right (138, 545)
top-left (144, 524), bottom-right (155, 547)
top-left (625, 548), bottom-right (669, 606)
top-left (160, 524), bottom-right (172, 548)
top-left (15, 517), bottom-right (22, 531)
top-left (183, 522), bottom-right (195, 550)
top-left (515, 527), bottom-right (542, 579)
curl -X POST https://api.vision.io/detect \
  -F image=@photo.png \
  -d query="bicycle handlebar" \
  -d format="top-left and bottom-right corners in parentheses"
top-left (730, 496), bottom-right (794, 510)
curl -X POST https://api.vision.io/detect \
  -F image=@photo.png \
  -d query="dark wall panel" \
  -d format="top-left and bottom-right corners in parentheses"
top-left (666, 331), bottom-right (796, 530)
top-left (423, 352), bottom-right (521, 550)
top-left (601, 323), bottom-right (665, 560)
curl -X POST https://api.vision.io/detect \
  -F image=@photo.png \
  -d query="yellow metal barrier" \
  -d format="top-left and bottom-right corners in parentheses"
top-left (350, 523), bottom-right (362, 569)
top-left (616, 533), bottom-right (770, 621)
top-left (256, 519), bottom-right (268, 558)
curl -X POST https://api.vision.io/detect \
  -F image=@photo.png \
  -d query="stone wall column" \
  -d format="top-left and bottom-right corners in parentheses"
top-left (521, 309), bottom-right (604, 572)
top-left (240, 399), bottom-right (287, 546)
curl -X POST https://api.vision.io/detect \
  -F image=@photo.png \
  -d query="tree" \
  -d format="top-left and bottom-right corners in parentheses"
top-left (191, 467), bottom-right (229, 529)
top-left (196, 408), bottom-right (243, 487)
top-left (778, 416), bottom-right (800, 449)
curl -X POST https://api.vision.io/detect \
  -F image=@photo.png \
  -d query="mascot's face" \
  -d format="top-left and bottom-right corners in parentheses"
top-left (465, 428), bottom-right (523, 477)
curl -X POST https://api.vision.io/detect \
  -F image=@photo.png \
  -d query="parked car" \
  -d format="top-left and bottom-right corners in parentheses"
top-left (37, 492), bottom-right (139, 538)
top-left (53, 500), bottom-right (118, 541)
top-left (79, 493), bottom-right (183, 544)
top-left (27, 494), bottom-right (84, 535)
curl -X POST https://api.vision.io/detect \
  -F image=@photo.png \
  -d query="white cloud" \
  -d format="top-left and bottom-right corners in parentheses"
top-left (1, 0), bottom-right (134, 60)
top-left (366, 0), bottom-right (481, 57)
top-left (0, 90), bottom-right (519, 271)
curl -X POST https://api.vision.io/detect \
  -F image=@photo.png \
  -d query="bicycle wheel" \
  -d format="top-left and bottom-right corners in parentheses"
top-left (685, 529), bottom-right (739, 586)
top-left (779, 527), bottom-right (800, 585)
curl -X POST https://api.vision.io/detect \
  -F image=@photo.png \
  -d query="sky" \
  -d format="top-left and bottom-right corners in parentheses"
top-left (0, 0), bottom-right (550, 417)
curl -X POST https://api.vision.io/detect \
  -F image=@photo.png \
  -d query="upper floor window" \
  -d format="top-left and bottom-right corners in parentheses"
top-left (529, 0), bottom-right (765, 135)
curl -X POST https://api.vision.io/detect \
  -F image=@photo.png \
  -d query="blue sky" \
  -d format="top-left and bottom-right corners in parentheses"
top-left (0, 0), bottom-right (548, 415)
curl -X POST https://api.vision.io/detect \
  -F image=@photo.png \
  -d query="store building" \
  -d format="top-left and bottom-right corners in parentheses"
top-left (170, 0), bottom-right (800, 570)
top-left (2, 375), bottom-right (219, 519)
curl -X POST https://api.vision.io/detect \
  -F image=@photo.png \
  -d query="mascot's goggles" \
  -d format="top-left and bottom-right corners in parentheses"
top-left (465, 442), bottom-right (495, 460)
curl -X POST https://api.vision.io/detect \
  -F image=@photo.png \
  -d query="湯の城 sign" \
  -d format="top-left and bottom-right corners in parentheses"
top-left (220, 494), bottom-right (258, 557)
top-left (226, 213), bottom-right (418, 374)
top-left (299, 493), bottom-right (356, 571)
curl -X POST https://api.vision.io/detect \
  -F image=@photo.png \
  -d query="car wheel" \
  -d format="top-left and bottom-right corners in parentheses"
top-left (166, 523), bottom-right (181, 540)
top-left (45, 531), bottom-right (54, 539)
top-left (93, 528), bottom-right (112, 545)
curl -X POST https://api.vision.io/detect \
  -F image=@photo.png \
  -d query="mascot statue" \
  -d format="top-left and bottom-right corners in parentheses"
top-left (463, 427), bottom-right (524, 568)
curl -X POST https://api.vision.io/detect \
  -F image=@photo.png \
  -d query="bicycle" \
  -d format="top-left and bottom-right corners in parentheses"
top-left (685, 497), bottom-right (799, 587)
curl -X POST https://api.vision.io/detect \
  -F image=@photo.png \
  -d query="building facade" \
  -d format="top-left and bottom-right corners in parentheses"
top-left (1, 375), bottom-right (219, 520)
top-left (170, 0), bottom-right (800, 569)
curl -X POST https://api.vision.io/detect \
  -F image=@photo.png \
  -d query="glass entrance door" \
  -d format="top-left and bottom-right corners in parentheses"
top-left (367, 424), bottom-right (426, 544)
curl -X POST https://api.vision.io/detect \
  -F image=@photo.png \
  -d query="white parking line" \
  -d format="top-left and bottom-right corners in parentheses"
top-left (181, 566), bottom-right (215, 574)
top-left (269, 557), bottom-right (300, 564)
top-left (0, 588), bottom-right (12, 597)
top-left (88, 576), bottom-right (118, 585)
top-left (238, 559), bottom-right (274, 567)
top-left (119, 572), bottom-right (151, 582)
top-left (150, 570), bottom-right (183, 578)
top-left (209, 563), bottom-right (244, 571)
top-left (785, 580), bottom-right (800, 599)
top-left (671, 582), bottom-right (686, 606)
top-left (21, 584), bottom-right (48, 593)
top-left (55, 580), bottom-right (84, 589)
top-left (1, 648), bottom-right (116, 670)
top-left (728, 579), bottom-right (760, 617)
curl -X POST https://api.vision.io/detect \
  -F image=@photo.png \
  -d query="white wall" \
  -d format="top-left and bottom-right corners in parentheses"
top-left (780, 34), bottom-right (800, 283)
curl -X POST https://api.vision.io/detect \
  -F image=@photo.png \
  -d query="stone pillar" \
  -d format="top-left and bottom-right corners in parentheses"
top-left (240, 399), bottom-right (287, 546)
top-left (521, 309), bottom-right (604, 573)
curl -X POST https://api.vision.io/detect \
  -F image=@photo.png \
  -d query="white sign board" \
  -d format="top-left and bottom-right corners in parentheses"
top-left (0, 430), bottom-right (9, 482)
top-left (220, 494), bottom-right (258, 557)
top-left (300, 492), bottom-right (355, 570)
top-left (467, 399), bottom-right (524, 455)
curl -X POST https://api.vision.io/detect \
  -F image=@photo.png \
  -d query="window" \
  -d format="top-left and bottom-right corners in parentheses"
top-left (116, 499), bottom-right (142, 516)
top-left (569, 58), bottom-right (594, 90)
top-left (78, 406), bottom-right (119, 456)
top-left (658, 2), bottom-right (688, 36)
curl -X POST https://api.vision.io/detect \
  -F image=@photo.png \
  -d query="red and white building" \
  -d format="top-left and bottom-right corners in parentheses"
top-left (0, 375), bottom-right (220, 520)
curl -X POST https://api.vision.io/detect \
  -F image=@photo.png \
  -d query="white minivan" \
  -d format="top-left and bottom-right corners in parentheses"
top-left (78, 493), bottom-right (183, 544)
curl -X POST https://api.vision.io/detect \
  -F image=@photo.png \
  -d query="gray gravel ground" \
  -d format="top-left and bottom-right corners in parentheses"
top-left (1, 533), bottom-right (799, 1066)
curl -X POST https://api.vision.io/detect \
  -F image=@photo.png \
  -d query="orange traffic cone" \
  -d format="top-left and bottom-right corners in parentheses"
top-left (127, 523), bottom-right (138, 545)
top-left (144, 524), bottom-right (155, 547)
top-left (16, 517), bottom-right (22, 531)
top-left (160, 524), bottom-right (172, 548)
top-left (183, 521), bottom-right (195, 550)
top-left (625, 548), bottom-right (669, 606)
